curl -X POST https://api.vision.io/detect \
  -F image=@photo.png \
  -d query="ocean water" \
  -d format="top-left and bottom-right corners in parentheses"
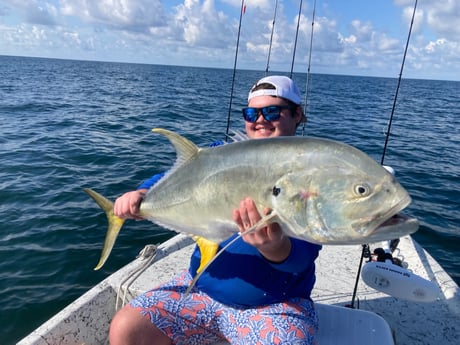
top-left (0, 55), bottom-right (458, 344)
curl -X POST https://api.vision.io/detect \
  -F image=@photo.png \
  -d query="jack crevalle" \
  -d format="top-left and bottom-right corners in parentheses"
top-left (85, 128), bottom-right (418, 270)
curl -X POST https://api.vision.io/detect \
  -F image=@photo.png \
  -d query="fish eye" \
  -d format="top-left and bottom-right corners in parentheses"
top-left (354, 184), bottom-right (370, 197)
top-left (273, 186), bottom-right (281, 196)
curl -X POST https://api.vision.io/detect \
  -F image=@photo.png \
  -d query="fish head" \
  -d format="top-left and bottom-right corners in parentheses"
top-left (271, 157), bottom-right (417, 244)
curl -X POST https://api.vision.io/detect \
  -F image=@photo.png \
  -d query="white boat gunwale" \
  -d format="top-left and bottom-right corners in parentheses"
top-left (17, 233), bottom-right (460, 345)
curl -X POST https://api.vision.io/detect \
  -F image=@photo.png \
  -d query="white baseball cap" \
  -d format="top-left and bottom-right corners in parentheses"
top-left (248, 75), bottom-right (306, 123)
top-left (248, 75), bottom-right (302, 104)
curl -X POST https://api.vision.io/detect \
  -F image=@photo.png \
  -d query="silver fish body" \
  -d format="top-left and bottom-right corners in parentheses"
top-left (139, 128), bottom-right (417, 244)
top-left (85, 128), bottom-right (418, 270)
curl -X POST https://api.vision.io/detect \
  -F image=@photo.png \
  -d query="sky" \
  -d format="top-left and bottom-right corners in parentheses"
top-left (0, 0), bottom-right (459, 81)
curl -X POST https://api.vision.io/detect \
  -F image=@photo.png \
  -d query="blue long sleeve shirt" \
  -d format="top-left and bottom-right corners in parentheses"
top-left (189, 234), bottom-right (320, 307)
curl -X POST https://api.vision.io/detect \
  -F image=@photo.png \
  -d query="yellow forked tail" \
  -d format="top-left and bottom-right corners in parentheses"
top-left (84, 188), bottom-right (126, 270)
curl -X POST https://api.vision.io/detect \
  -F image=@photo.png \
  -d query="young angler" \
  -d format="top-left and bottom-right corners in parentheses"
top-left (110, 76), bottom-right (321, 345)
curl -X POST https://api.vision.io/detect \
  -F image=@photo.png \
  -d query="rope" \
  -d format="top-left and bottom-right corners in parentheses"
top-left (349, 0), bottom-right (419, 309)
top-left (115, 244), bottom-right (159, 311)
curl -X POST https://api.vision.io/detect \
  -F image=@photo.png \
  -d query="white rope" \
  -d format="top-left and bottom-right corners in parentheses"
top-left (115, 244), bottom-right (159, 311)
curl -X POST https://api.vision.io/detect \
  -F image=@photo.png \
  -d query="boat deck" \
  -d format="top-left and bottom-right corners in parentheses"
top-left (18, 235), bottom-right (460, 345)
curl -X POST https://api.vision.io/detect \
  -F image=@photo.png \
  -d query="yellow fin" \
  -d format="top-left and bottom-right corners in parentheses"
top-left (152, 128), bottom-right (200, 172)
top-left (185, 212), bottom-right (278, 294)
top-left (192, 236), bottom-right (220, 273)
top-left (84, 188), bottom-right (126, 270)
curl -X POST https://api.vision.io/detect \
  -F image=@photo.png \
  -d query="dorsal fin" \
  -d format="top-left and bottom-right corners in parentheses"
top-left (152, 128), bottom-right (201, 177)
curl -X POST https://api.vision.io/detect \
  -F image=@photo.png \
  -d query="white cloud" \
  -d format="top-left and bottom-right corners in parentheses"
top-left (31, 24), bottom-right (46, 39)
top-left (222, 0), bottom-right (272, 10)
top-left (424, 0), bottom-right (460, 40)
top-left (393, 0), bottom-right (460, 80)
top-left (350, 20), bottom-right (372, 40)
top-left (0, 0), bottom-right (458, 80)
top-left (401, 5), bottom-right (424, 34)
top-left (2, 0), bottom-right (58, 25)
top-left (60, 0), bottom-right (166, 31)
top-left (396, 0), bottom-right (460, 40)
top-left (173, 0), bottom-right (233, 47)
top-left (425, 38), bottom-right (446, 54)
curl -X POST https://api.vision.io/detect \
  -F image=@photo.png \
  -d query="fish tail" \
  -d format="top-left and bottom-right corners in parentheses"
top-left (83, 188), bottom-right (126, 270)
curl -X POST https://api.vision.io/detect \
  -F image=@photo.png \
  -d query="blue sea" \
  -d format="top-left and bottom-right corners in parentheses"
top-left (0, 55), bottom-right (459, 344)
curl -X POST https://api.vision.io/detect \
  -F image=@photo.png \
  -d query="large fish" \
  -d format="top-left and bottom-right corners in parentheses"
top-left (85, 128), bottom-right (418, 270)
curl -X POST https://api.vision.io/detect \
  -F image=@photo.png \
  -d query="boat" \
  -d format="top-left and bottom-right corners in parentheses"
top-left (16, 2), bottom-right (460, 344)
top-left (17, 232), bottom-right (460, 344)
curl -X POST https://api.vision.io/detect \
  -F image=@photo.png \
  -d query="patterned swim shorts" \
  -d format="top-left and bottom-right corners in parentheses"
top-left (129, 270), bottom-right (318, 345)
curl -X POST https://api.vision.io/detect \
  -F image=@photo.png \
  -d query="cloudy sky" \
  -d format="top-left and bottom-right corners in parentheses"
top-left (1, 0), bottom-right (459, 80)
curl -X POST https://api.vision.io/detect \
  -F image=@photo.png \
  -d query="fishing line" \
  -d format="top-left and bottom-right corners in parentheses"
top-left (380, 0), bottom-right (418, 166)
top-left (289, 0), bottom-right (304, 78)
top-left (226, 0), bottom-right (305, 134)
top-left (265, 0), bottom-right (279, 76)
top-left (349, 0), bottom-right (419, 309)
top-left (225, 0), bottom-right (246, 138)
top-left (301, 0), bottom-right (317, 136)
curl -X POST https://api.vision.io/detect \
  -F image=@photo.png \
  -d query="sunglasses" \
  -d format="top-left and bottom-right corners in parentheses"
top-left (242, 105), bottom-right (293, 123)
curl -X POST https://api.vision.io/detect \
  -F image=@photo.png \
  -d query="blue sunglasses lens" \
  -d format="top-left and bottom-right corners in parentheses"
top-left (242, 107), bottom-right (259, 122)
top-left (242, 106), bottom-right (287, 122)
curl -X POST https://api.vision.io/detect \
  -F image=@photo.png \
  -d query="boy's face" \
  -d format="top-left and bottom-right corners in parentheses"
top-left (245, 95), bottom-right (300, 138)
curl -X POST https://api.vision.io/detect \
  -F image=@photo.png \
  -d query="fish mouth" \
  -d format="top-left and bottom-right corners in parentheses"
top-left (371, 192), bottom-right (418, 239)
top-left (378, 213), bottom-right (413, 227)
top-left (371, 213), bottom-right (419, 239)
top-left (353, 194), bottom-right (416, 240)
top-left (382, 193), bottom-right (411, 221)
top-left (370, 191), bottom-right (412, 227)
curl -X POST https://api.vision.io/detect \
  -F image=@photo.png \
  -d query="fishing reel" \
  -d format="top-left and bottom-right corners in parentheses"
top-left (361, 240), bottom-right (439, 302)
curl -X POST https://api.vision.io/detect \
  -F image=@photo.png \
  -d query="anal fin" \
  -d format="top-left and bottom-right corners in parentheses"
top-left (192, 236), bottom-right (220, 273)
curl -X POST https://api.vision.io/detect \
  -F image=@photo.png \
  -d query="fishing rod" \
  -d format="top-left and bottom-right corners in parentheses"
top-left (225, 0), bottom-right (246, 138)
top-left (349, 0), bottom-right (419, 309)
top-left (380, 0), bottom-right (418, 166)
top-left (226, 0), bottom-right (305, 134)
top-left (265, 0), bottom-right (279, 76)
top-left (289, 0), bottom-right (304, 78)
top-left (301, 0), bottom-right (317, 136)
